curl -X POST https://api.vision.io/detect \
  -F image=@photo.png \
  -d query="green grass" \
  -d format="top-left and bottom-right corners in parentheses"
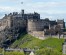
top-left (11, 33), bottom-right (64, 53)
top-left (11, 34), bottom-right (42, 48)
top-left (0, 48), bottom-right (3, 53)
top-left (40, 38), bottom-right (64, 52)
top-left (4, 51), bottom-right (25, 55)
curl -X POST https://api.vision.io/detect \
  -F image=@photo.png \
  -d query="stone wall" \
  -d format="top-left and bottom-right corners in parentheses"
top-left (12, 16), bottom-right (27, 29)
top-left (27, 19), bottom-right (49, 32)
top-left (0, 16), bottom-right (12, 31)
top-left (28, 31), bottom-right (45, 39)
top-left (57, 19), bottom-right (65, 28)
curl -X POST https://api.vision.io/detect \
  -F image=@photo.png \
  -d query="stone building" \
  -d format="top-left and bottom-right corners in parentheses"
top-left (27, 17), bottom-right (65, 38)
top-left (0, 10), bottom-right (40, 43)
top-left (0, 10), bottom-right (65, 42)
top-left (57, 19), bottom-right (65, 28)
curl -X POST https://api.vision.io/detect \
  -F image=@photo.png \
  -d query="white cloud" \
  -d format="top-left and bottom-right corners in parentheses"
top-left (26, 2), bottom-right (66, 8)
top-left (0, 1), bottom-right (66, 20)
top-left (0, 1), bottom-right (66, 14)
top-left (24, 2), bottom-right (66, 15)
top-left (0, 6), bottom-right (17, 12)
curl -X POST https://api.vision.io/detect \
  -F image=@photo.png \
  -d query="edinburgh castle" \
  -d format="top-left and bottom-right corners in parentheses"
top-left (0, 10), bottom-right (65, 46)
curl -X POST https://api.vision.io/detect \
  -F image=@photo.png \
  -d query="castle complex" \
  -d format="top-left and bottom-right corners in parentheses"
top-left (0, 10), bottom-right (65, 42)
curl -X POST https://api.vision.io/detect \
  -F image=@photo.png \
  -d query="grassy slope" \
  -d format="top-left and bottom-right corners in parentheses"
top-left (11, 33), bottom-right (64, 52)
top-left (4, 51), bottom-right (25, 55)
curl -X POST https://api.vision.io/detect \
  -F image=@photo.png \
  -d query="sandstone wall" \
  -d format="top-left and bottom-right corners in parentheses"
top-left (28, 31), bottom-right (45, 39)
top-left (27, 19), bottom-right (49, 32)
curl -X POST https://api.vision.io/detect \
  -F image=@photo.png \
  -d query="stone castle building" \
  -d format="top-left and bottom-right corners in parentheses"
top-left (27, 18), bottom-right (65, 39)
top-left (0, 10), bottom-right (65, 42)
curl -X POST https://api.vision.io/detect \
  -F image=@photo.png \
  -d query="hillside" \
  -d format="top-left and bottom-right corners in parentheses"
top-left (10, 33), bottom-right (64, 53)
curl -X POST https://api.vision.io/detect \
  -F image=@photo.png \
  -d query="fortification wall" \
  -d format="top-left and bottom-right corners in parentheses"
top-left (28, 31), bottom-right (65, 40)
top-left (28, 31), bottom-right (45, 39)
top-left (0, 16), bottom-right (12, 31)
top-left (0, 19), bottom-right (7, 31)
top-left (27, 19), bottom-right (49, 32)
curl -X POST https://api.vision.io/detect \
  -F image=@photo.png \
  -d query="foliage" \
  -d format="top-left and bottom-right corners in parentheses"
top-left (0, 48), bottom-right (3, 53)
top-left (4, 51), bottom-right (25, 55)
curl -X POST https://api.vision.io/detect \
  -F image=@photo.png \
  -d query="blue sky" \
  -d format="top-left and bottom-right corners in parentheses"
top-left (0, 0), bottom-right (66, 21)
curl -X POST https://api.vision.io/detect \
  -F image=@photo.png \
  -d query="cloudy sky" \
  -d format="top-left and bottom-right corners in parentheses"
top-left (0, 0), bottom-right (66, 21)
